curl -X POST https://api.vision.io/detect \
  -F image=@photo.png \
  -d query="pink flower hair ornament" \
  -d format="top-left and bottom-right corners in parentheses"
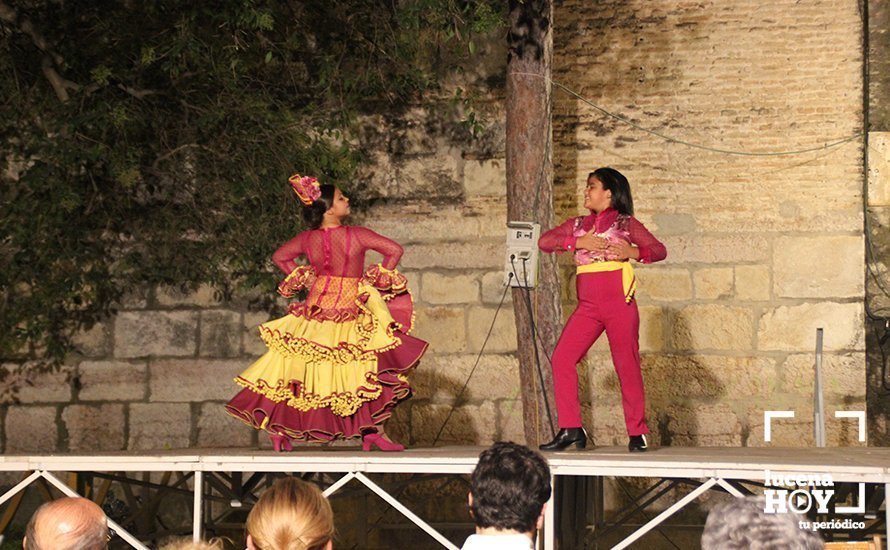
top-left (288, 173), bottom-right (322, 206)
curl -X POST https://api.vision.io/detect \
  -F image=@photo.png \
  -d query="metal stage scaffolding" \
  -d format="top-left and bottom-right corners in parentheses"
top-left (0, 446), bottom-right (888, 549)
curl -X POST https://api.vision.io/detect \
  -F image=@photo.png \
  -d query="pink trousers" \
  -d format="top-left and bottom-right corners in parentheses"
top-left (550, 270), bottom-right (649, 436)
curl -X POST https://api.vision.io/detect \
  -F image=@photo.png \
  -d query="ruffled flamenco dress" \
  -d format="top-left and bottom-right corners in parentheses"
top-left (225, 225), bottom-right (427, 443)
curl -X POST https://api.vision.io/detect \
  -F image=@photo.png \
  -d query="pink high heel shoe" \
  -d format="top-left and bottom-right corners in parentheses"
top-left (269, 433), bottom-right (293, 452)
top-left (362, 433), bottom-right (404, 452)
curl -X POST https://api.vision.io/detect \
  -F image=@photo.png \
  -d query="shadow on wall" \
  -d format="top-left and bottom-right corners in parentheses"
top-left (867, 318), bottom-right (890, 446)
top-left (552, 2), bottom-right (701, 192)
top-left (579, 310), bottom-right (728, 447)
top-left (392, 367), bottom-right (483, 447)
top-left (657, 307), bottom-right (736, 447)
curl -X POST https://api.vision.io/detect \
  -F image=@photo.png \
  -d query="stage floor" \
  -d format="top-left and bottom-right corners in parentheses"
top-left (2, 445), bottom-right (888, 483)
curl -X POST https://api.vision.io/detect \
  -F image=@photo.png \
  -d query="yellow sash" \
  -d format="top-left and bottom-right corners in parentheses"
top-left (576, 261), bottom-right (636, 303)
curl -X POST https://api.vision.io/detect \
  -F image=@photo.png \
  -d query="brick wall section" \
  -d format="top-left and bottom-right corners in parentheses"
top-left (552, 0), bottom-right (867, 446)
top-left (1, 2), bottom-right (878, 452)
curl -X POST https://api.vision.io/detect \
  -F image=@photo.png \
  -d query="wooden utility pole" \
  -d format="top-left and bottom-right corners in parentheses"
top-left (505, 0), bottom-right (561, 446)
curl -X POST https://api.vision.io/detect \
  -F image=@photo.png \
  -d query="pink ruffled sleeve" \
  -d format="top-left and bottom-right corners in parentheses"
top-left (362, 264), bottom-right (408, 295)
top-left (277, 265), bottom-right (317, 298)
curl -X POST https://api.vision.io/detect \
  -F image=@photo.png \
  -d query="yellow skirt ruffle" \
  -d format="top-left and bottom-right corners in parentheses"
top-left (234, 283), bottom-right (401, 417)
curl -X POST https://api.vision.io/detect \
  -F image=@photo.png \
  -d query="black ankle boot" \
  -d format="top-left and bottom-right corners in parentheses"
top-left (539, 428), bottom-right (588, 451)
top-left (628, 434), bottom-right (648, 452)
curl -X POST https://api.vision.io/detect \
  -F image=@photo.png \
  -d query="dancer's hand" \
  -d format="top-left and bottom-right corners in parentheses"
top-left (576, 232), bottom-right (609, 251)
top-left (606, 241), bottom-right (639, 260)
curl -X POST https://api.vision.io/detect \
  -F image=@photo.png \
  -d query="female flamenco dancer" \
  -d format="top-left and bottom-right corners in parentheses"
top-left (537, 167), bottom-right (666, 453)
top-left (225, 174), bottom-right (428, 452)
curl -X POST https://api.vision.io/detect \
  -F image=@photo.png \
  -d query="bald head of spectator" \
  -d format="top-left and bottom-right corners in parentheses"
top-left (24, 497), bottom-right (109, 550)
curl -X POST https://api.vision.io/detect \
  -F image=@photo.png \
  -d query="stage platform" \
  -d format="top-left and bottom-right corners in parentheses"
top-left (1, 445), bottom-right (888, 549)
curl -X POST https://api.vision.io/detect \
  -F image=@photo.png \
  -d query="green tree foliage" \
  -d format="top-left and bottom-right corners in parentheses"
top-left (0, 0), bottom-right (503, 362)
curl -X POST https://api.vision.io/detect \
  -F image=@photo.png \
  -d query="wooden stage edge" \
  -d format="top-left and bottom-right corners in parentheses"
top-left (2, 445), bottom-right (889, 483)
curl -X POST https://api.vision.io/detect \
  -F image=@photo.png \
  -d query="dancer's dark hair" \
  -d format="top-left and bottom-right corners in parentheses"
top-left (589, 167), bottom-right (634, 215)
top-left (302, 184), bottom-right (337, 229)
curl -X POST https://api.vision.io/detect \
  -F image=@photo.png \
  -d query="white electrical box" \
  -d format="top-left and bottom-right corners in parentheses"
top-left (504, 221), bottom-right (541, 288)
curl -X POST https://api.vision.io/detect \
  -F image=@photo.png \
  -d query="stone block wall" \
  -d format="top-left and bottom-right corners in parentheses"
top-left (552, 0), bottom-right (868, 446)
top-left (0, 288), bottom-right (258, 454)
top-left (353, 99), bottom-right (526, 446)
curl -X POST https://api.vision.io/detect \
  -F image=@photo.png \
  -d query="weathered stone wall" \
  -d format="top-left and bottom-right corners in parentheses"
top-left (866, 0), bottom-right (890, 446)
top-left (1, 0), bottom-right (880, 454)
top-left (0, 286), bottom-right (258, 453)
top-left (352, 99), bottom-right (526, 445)
top-left (552, 0), bottom-right (867, 447)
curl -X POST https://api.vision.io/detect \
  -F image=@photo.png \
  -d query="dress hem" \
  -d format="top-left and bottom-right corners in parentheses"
top-left (225, 334), bottom-right (427, 443)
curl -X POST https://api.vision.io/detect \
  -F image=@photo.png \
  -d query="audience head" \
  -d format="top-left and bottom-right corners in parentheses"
top-left (469, 441), bottom-right (552, 535)
top-left (24, 497), bottom-right (108, 550)
top-left (246, 477), bottom-right (334, 550)
top-left (159, 537), bottom-right (225, 550)
top-left (701, 496), bottom-right (824, 549)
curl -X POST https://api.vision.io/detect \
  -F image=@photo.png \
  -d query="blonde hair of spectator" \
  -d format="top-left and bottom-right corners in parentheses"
top-left (246, 477), bottom-right (334, 550)
top-left (159, 536), bottom-right (226, 550)
top-left (24, 497), bottom-right (108, 550)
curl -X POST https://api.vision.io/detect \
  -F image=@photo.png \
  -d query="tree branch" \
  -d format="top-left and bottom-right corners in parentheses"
top-left (152, 144), bottom-right (212, 170)
top-left (41, 55), bottom-right (76, 102)
top-left (1, 1), bottom-right (78, 101)
top-left (0, 2), bottom-right (15, 25)
top-left (0, 1), bottom-right (63, 65)
top-left (117, 84), bottom-right (160, 99)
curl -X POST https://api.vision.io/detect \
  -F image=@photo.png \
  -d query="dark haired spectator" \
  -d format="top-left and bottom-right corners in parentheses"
top-left (462, 442), bottom-right (552, 549)
top-left (24, 497), bottom-right (108, 550)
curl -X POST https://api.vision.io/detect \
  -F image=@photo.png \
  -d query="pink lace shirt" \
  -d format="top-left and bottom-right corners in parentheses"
top-left (538, 208), bottom-right (667, 264)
